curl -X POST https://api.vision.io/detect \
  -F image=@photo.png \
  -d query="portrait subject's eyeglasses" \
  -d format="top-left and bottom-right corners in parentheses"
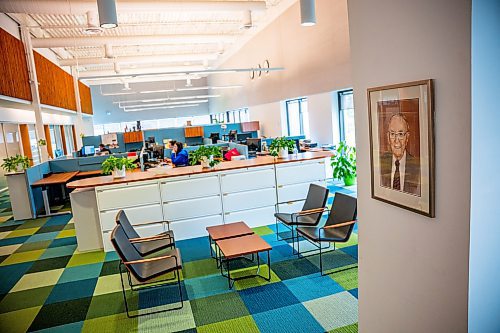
top-left (388, 131), bottom-right (408, 140)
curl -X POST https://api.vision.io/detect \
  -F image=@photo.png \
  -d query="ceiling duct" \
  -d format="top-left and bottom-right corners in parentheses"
top-left (59, 53), bottom-right (219, 66)
top-left (82, 11), bottom-right (102, 35)
top-left (241, 10), bottom-right (253, 29)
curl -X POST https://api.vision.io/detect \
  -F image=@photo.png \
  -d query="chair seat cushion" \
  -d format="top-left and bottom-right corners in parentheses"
top-left (130, 248), bottom-right (182, 283)
top-left (296, 226), bottom-right (350, 242)
top-left (274, 212), bottom-right (319, 226)
top-left (132, 230), bottom-right (175, 256)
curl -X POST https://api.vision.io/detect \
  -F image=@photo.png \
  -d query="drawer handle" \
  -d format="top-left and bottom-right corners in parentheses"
top-left (287, 201), bottom-right (294, 205)
top-left (278, 185), bottom-right (283, 188)
top-left (223, 193), bottom-right (228, 196)
top-left (319, 161), bottom-right (325, 164)
top-left (225, 212), bottom-right (230, 215)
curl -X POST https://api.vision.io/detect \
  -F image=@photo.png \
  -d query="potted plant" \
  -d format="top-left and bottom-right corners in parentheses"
top-left (269, 137), bottom-right (296, 158)
top-left (38, 139), bottom-right (47, 147)
top-left (102, 156), bottom-right (136, 178)
top-left (331, 141), bottom-right (357, 186)
top-left (1, 154), bottom-right (31, 173)
top-left (189, 145), bottom-right (223, 168)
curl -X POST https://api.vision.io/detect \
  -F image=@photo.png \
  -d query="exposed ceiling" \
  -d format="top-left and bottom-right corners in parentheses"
top-left (1, 0), bottom-right (295, 114)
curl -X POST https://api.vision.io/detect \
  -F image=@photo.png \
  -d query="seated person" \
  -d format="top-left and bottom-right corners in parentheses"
top-left (166, 140), bottom-right (177, 149)
top-left (168, 142), bottom-right (189, 167)
top-left (97, 143), bottom-right (111, 155)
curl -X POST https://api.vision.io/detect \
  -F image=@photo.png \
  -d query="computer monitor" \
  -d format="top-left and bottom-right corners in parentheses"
top-left (228, 130), bottom-right (237, 141)
top-left (209, 132), bottom-right (220, 144)
top-left (237, 133), bottom-right (252, 143)
top-left (83, 146), bottom-right (95, 156)
top-left (246, 138), bottom-right (261, 152)
top-left (147, 136), bottom-right (155, 144)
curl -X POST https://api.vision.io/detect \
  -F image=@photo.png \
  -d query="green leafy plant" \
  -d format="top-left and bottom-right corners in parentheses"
top-left (101, 156), bottom-right (136, 175)
top-left (1, 154), bottom-right (31, 173)
top-left (331, 141), bottom-right (356, 185)
top-left (189, 145), bottom-right (223, 167)
top-left (269, 137), bottom-right (296, 157)
top-left (38, 139), bottom-right (46, 146)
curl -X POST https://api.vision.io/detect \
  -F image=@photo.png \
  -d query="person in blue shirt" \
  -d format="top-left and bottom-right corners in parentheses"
top-left (170, 141), bottom-right (189, 166)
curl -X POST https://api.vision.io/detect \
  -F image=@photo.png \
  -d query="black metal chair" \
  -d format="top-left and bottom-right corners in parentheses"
top-left (296, 192), bottom-right (357, 276)
top-left (110, 224), bottom-right (183, 318)
top-left (116, 210), bottom-right (175, 256)
top-left (274, 183), bottom-right (329, 253)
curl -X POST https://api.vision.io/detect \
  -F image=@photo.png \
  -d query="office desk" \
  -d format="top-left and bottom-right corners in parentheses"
top-left (77, 170), bottom-right (102, 177)
top-left (32, 171), bottom-right (79, 216)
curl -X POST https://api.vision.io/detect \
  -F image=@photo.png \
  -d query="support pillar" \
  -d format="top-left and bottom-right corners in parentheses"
top-left (71, 66), bottom-right (84, 150)
top-left (21, 26), bottom-right (49, 162)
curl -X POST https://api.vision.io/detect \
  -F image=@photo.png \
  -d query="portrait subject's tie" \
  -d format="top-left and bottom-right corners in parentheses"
top-left (393, 160), bottom-right (401, 190)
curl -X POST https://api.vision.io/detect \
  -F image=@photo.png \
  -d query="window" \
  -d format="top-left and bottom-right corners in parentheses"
top-left (338, 90), bottom-right (355, 147)
top-left (211, 108), bottom-right (248, 124)
top-left (64, 125), bottom-right (75, 154)
top-left (285, 98), bottom-right (309, 137)
top-left (49, 125), bottom-right (64, 157)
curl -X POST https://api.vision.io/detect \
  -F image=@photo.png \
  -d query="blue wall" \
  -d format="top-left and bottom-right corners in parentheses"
top-left (469, 0), bottom-right (500, 332)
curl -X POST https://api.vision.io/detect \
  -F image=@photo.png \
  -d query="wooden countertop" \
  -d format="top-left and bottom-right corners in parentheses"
top-left (32, 171), bottom-right (80, 187)
top-left (67, 151), bottom-right (333, 189)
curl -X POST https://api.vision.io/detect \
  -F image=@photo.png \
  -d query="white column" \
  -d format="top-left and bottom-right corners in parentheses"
top-left (21, 26), bottom-right (49, 162)
top-left (71, 66), bottom-right (84, 149)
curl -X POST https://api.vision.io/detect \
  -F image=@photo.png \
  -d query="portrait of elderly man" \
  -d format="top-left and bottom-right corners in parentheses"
top-left (380, 113), bottom-right (421, 196)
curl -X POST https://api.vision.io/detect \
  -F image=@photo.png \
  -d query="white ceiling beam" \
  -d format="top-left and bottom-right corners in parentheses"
top-left (0, 1), bottom-right (267, 15)
top-left (32, 34), bottom-right (237, 48)
top-left (59, 53), bottom-right (219, 66)
top-left (82, 75), bottom-right (204, 86)
top-left (77, 65), bottom-right (208, 78)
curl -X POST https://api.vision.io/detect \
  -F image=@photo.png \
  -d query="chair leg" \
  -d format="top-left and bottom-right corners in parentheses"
top-left (119, 262), bottom-right (133, 318)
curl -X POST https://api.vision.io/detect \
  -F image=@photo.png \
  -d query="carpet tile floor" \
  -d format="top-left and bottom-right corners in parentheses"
top-left (0, 182), bottom-right (358, 333)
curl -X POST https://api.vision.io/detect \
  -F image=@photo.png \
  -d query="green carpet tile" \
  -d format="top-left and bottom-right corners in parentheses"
top-left (0, 183), bottom-right (359, 333)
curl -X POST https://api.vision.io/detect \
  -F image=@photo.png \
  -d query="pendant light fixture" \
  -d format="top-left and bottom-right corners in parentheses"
top-left (97, 0), bottom-right (118, 29)
top-left (300, 0), bottom-right (316, 26)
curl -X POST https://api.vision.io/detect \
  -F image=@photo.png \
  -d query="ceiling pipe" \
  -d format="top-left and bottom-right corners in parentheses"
top-left (31, 34), bottom-right (236, 48)
top-left (59, 53), bottom-right (218, 66)
top-left (83, 75), bottom-right (204, 85)
top-left (0, 1), bottom-right (267, 15)
top-left (241, 10), bottom-right (253, 29)
top-left (77, 65), bottom-right (209, 78)
top-left (104, 44), bottom-right (114, 58)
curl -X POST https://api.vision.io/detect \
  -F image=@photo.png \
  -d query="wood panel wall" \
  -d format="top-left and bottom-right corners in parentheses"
top-left (19, 124), bottom-right (34, 166)
top-left (34, 51), bottom-right (77, 111)
top-left (60, 125), bottom-right (68, 155)
top-left (0, 28), bottom-right (32, 101)
top-left (43, 124), bottom-right (53, 158)
top-left (78, 81), bottom-right (93, 115)
top-left (71, 125), bottom-right (78, 150)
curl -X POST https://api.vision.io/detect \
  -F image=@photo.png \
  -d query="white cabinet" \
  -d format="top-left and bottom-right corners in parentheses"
top-left (220, 167), bottom-right (275, 193)
top-left (277, 180), bottom-right (326, 203)
top-left (97, 182), bottom-right (160, 211)
top-left (99, 204), bottom-right (163, 232)
top-left (276, 159), bottom-right (327, 186)
top-left (170, 214), bottom-right (223, 240)
top-left (163, 195), bottom-right (222, 221)
top-left (224, 206), bottom-right (276, 228)
top-left (277, 201), bottom-right (305, 214)
top-left (223, 187), bottom-right (276, 212)
top-left (161, 175), bottom-right (219, 201)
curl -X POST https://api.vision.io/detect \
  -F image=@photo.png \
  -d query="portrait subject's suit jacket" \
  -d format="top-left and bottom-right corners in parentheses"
top-left (379, 152), bottom-right (421, 196)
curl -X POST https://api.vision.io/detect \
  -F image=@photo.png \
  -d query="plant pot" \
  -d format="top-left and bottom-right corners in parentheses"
top-left (112, 166), bottom-right (126, 178)
top-left (278, 148), bottom-right (289, 159)
top-left (200, 155), bottom-right (213, 169)
top-left (343, 175), bottom-right (356, 186)
top-left (16, 163), bottom-right (24, 172)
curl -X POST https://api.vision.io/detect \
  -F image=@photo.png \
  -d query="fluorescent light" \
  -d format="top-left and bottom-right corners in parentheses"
top-left (121, 100), bottom-right (209, 109)
top-left (139, 89), bottom-right (175, 94)
top-left (124, 104), bottom-right (200, 112)
top-left (169, 95), bottom-right (219, 100)
top-left (176, 85), bottom-right (242, 91)
top-left (101, 91), bottom-right (137, 96)
top-left (113, 94), bottom-right (219, 104)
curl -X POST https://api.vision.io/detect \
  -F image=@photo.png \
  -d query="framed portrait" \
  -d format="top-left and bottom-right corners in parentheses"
top-left (367, 79), bottom-right (435, 217)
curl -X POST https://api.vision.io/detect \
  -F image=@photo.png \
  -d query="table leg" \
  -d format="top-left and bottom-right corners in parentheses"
top-left (42, 188), bottom-right (51, 215)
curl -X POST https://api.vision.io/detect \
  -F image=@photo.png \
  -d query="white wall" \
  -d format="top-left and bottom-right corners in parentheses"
top-left (308, 91), bottom-right (339, 145)
top-left (469, 0), bottom-right (500, 332)
top-left (348, 0), bottom-right (471, 332)
top-left (248, 102), bottom-right (283, 137)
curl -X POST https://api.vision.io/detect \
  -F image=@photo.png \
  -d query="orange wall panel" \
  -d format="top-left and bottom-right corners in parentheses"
top-left (34, 51), bottom-right (76, 111)
top-left (0, 28), bottom-right (32, 101)
top-left (78, 81), bottom-right (93, 115)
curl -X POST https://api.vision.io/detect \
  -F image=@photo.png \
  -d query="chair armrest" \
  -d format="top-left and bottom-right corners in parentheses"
top-left (292, 207), bottom-right (329, 222)
top-left (124, 253), bottom-right (179, 266)
top-left (321, 220), bottom-right (357, 230)
top-left (129, 233), bottom-right (172, 243)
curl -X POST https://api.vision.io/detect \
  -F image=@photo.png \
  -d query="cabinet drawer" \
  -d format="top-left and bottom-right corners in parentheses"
top-left (223, 187), bottom-right (277, 213)
top-left (163, 195), bottom-right (222, 221)
top-left (99, 204), bottom-right (163, 232)
top-left (224, 206), bottom-right (276, 228)
top-left (277, 181), bottom-right (326, 203)
top-left (170, 214), bottom-right (223, 240)
top-left (277, 201), bottom-right (305, 214)
top-left (221, 167), bottom-right (275, 193)
top-left (102, 231), bottom-right (113, 252)
top-left (97, 183), bottom-right (160, 211)
top-left (161, 175), bottom-right (220, 201)
top-left (276, 161), bottom-right (326, 186)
